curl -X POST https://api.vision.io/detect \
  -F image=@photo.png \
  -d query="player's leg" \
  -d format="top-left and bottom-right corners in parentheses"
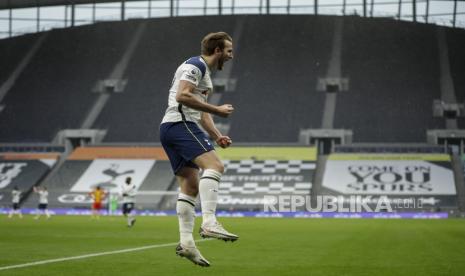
top-left (90, 204), bottom-right (95, 219)
top-left (13, 204), bottom-right (22, 218)
top-left (127, 210), bottom-right (136, 227)
top-left (94, 203), bottom-right (101, 219)
top-left (161, 123), bottom-right (199, 247)
top-left (44, 206), bottom-right (51, 219)
top-left (193, 151), bottom-right (223, 226)
top-left (129, 204), bottom-right (136, 226)
top-left (160, 122), bottom-right (210, 266)
top-left (124, 203), bottom-right (136, 227)
top-left (123, 203), bottom-right (128, 217)
top-left (174, 166), bottom-right (210, 267)
top-left (122, 203), bottom-right (128, 225)
top-left (176, 166), bottom-right (199, 248)
top-left (34, 205), bottom-right (42, 219)
top-left (125, 204), bottom-right (131, 226)
top-left (8, 204), bottom-right (17, 218)
top-left (194, 151), bottom-right (238, 242)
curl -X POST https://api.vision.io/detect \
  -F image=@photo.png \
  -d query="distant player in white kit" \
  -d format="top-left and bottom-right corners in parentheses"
top-left (160, 31), bottom-right (238, 267)
top-left (33, 186), bottom-right (51, 219)
top-left (8, 186), bottom-right (23, 218)
top-left (121, 177), bottom-right (137, 227)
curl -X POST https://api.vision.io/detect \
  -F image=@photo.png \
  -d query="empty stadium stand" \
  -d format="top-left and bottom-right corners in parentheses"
top-left (223, 15), bottom-right (330, 142)
top-left (0, 33), bottom-right (40, 87)
top-left (446, 27), bottom-right (465, 129)
top-left (0, 21), bottom-right (137, 142)
top-left (0, 15), bottom-right (464, 144)
top-left (93, 16), bottom-right (238, 142)
top-left (336, 17), bottom-right (445, 142)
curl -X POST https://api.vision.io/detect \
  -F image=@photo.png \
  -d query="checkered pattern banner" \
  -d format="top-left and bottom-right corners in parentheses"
top-left (220, 160), bottom-right (315, 195)
top-left (219, 182), bottom-right (312, 195)
top-left (223, 160), bottom-right (315, 174)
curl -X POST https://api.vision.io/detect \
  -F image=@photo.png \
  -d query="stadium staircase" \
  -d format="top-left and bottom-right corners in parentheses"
top-left (451, 154), bottom-right (465, 211)
top-left (0, 33), bottom-right (48, 112)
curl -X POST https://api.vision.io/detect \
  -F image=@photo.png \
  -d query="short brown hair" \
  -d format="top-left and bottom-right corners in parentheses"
top-left (201, 32), bottom-right (233, 55)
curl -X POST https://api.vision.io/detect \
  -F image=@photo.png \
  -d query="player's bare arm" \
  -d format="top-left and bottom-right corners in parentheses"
top-left (200, 112), bottom-right (232, 148)
top-left (176, 80), bottom-right (234, 118)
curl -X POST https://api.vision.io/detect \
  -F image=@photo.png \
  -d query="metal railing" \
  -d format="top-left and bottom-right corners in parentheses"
top-left (0, 0), bottom-right (464, 39)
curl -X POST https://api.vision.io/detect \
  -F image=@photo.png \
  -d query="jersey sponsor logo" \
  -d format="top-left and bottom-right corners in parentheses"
top-left (0, 163), bottom-right (28, 189)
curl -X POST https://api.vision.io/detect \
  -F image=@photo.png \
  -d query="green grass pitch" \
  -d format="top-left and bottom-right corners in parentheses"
top-left (1, 215), bottom-right (465, 275)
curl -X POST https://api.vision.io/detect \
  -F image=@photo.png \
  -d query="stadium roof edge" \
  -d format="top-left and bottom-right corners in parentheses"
top-left (2, 0), bottom-right (465, 11)
top-left (0, 0), bottom-right (143, 10)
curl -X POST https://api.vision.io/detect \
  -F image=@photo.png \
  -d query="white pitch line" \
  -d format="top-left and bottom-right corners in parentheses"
top-left (0, 239), bottom-right (210, 271)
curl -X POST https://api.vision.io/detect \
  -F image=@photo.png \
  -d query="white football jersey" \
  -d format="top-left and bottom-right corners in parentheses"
top-left (12, 190), bottom-right (21, 203)
top-left (38, 190), bottom-right (48, 204)
top-left (121, 184), bottom-right (137, 204)
top-left (161, 56), bottom-right (213, 124)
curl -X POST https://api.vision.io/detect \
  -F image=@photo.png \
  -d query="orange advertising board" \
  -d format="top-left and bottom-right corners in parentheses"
top-left (67, 147), bottom-right (168, 160)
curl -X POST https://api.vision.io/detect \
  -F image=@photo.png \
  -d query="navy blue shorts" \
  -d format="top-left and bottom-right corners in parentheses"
top-left (160, 121), bottom-right (215, 174)
top-left (122, 203), bottom-right (134, 215)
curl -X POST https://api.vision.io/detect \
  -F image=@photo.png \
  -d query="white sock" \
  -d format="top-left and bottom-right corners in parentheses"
top-left (199, 169), bottom-right (221, 227)
top-left (127, 213), bottom-right (135, 225)
top-left (176, 193), bottom-right (196, 247)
